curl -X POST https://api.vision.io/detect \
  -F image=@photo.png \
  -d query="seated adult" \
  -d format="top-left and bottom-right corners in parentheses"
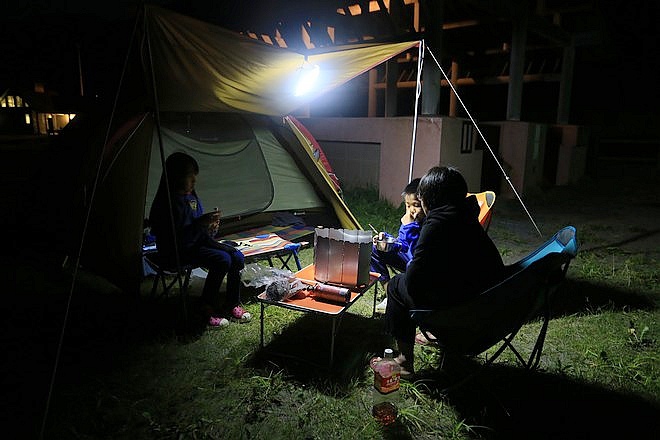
top-left (385, 166), bottom-right (505, 376)
top-left (149, 152), bottom-right (251, 328)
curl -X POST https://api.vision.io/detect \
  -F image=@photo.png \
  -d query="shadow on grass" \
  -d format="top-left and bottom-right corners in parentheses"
top-left (582, 228), bottom-right (660, 253)
top-left (246, 312), bottom-right (392, 393)
top-left (551, 279), bottom-right (657, 318)
top-left (413, 357), bottom-right (660, 439)
top-left (0, 259), bottom-right (215, 438)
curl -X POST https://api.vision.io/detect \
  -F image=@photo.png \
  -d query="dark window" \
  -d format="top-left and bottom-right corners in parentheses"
top-left (461, 121), bottom-right (473, 154)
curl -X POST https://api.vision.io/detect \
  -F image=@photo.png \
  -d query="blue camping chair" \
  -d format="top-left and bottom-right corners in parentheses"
top-left (515, 225), bottom-right (578, 270)
top-left (411, 226), bottom-right (579, 372)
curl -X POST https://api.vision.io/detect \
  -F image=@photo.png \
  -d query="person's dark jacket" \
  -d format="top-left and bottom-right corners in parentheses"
top-left (149, 189), bottom-right (212, 263)
top-left (404, 195), bottom-right (504, 309)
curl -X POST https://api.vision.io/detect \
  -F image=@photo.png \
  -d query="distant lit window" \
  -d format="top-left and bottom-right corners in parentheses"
top-left (16, 96), bottom-right (23, 107)
top-left (0, 97), bottom-right (5, 107)
top-left (7, 96), bottom-right (15, 107)
top-left (25, 113), bottom-right (31, 124)
top-left (69, 113), bottom-right (76, 120)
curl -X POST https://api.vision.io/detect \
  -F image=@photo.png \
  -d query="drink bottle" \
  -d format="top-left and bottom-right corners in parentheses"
top-left (370, 348), bottom-right (400, 425)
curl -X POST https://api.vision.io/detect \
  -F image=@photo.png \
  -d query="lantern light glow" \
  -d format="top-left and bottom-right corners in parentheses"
top-left (294, 63), bottom-right (320, 97)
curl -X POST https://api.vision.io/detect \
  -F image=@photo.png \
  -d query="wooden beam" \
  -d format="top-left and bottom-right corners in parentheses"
top-left (372, 72), bottom-right (561, 89)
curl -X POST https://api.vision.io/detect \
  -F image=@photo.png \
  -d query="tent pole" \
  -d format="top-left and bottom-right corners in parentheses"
top-left (426, 46), bottom-right (543, 238)
top-left (408, 40), bottom-right (424, 183)
top-left (145, 6), bottom-right (188, 320)
top-left (38, 5), bottom-right (144, 440)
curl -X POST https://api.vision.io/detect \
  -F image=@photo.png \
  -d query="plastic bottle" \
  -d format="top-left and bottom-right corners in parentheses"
top-left (370, 348), bottom-right (401, 425)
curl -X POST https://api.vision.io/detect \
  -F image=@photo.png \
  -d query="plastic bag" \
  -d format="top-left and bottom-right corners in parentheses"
top-left (265, 278), bottom-right (306, 301)
top-left (240, 263), bottom-right (294, 288)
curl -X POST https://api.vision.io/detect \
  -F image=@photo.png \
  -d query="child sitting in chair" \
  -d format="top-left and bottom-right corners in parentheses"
top-left (370, 178), bottom-right (424, 313)
top-left (149, 152), bottom-right (251, 328)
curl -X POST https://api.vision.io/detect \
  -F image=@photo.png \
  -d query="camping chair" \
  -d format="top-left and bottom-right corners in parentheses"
top-left (143, 252), bottom-right (197, 301)
top-left (411, 225), bottom-right (578, 381)
top-left (468, 191), bottom-right (496, 231)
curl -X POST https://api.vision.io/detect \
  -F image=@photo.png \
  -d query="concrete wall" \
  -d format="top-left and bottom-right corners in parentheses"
top-left (438, 117), bottom-right (484, 192)
top-left (301, 116), bottom-right (484, 205)
top-left (498, 121), bottom-right (547, 198)
top-left (303, 117), bottom-right (588, 203)
top-left (317, 140), bottom-right (380, 188)
top-left (554, 124), bottom-right (589, 185)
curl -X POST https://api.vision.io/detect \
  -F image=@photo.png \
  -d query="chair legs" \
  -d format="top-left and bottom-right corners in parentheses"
top-left (419, 310), bottom-right (551, 394)
top-left (150, 267), bottom-right (193, 299)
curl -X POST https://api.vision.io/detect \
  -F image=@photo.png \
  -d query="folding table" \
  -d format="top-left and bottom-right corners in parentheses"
top-left (143, 225), bottom-right (314, 297)
top-left (256, 264), bottom-right (380, 366)
top-left (220, 225), bottom-right (315, 271)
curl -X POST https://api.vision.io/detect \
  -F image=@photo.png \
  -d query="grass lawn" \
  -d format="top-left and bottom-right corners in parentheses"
top-left (2, 173), bottom-right (658, 439)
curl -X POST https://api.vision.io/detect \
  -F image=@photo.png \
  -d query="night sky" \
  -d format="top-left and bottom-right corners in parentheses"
top-left (0, 1), bottom-right (273, 100)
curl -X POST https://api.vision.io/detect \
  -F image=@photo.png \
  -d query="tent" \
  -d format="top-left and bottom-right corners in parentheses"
top-left (72, 5), bottom-right (419, 293)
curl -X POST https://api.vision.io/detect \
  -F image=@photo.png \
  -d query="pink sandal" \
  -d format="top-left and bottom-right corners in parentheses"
top-left (230, 306), bottom-right (252, 323)
top-left (208, 316), bottom-right (229, 328)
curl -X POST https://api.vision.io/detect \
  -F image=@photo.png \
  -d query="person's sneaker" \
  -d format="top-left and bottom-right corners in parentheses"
top-left (230, 305), bottom-right (252, 323)
top-left (375, 297), bottom-right (388, 314)
top-left (208, 316), bottom-right (230, 328)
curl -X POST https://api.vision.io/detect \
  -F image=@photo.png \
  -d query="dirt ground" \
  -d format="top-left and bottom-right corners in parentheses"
top-left (487, 163), bottom-right (660, 266)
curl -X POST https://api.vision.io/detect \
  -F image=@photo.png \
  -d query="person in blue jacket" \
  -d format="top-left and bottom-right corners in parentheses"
top-left (149, 152), bottom-right (251, 328)
top-left (370, 178), bottom-right (424, 313)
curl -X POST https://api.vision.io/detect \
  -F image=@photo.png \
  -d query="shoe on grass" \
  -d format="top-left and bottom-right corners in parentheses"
top-left (230, 305), bottom-right (252, 323)
top-left (393, 354), bottom-right (415, 379)
top-left (375, 297), bottom-right (388, 314)
top-left (208, 316), bottom-right (229, 328)
top-left (415, 331), bottom-right (438, 345)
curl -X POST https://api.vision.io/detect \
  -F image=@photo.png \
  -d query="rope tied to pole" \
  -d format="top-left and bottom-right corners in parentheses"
top-left (408, 39), bottom-right (425, 184)
top-left (426, 46), bottom-right (543, 238)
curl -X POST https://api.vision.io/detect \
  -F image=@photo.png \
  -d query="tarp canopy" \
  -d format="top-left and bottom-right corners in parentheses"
top-left (144, 5), bottom-right (419, 115)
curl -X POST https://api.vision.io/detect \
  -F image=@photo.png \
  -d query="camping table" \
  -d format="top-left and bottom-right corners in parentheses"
top-left (143, 225), bottom-right (314, 280)
top-left (220, 225), bottom-right (315, 271)
top-left (256, 264), bottom-right (380, 366)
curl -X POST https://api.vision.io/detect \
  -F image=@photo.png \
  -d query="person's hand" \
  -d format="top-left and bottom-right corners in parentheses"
top-left (199, 210), bottom-right (221, 225)
top-left (199, 209), bottom-right (222, 236)
top-left (372, 231), bottom-right (386, 244)
top-left (199, 209), bottom-right (221, 237)
top-left (401, 210), bottom-right (414, 225)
